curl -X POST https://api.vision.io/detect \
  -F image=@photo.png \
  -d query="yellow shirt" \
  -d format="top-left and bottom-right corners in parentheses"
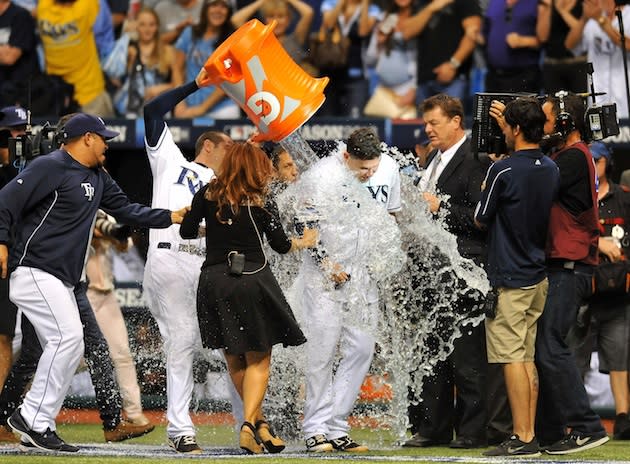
top-left (37, 0), bottom-right (103, 106)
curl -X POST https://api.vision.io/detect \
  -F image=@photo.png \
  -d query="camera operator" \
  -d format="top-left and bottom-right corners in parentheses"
top-left (537, 92), bottom-right (608, 453)
top-left (0, 106), bottom-right (26, 411)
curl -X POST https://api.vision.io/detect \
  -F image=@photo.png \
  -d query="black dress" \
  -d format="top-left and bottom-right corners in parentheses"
top-left (180, 185), bottom-right (306, 354)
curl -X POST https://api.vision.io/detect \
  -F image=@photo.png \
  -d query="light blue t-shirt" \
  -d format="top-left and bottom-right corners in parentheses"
top-left (175, 26), bottom-right (238, 115)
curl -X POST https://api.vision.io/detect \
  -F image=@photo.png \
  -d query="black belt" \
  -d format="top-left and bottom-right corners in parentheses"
top-left (547, 259), bottom-right (594, 273)
top-left (157, 242), bottom-right (205, 257)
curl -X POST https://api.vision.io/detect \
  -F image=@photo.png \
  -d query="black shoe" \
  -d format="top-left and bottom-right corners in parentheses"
top-left (483, 434), bottom-right (541, 457)
top-left (545, 431), bottom-right (609, 454)
top-left (449, 436), bottom-right (486, 449)
top-left (328, 435), bottom-right (368, 452)
top-left (614, 413), bottom-right (630, 440)
top-left (402, 433), bottom-right (446, 448)
top-left (7, 409), bottom-right (78, 453)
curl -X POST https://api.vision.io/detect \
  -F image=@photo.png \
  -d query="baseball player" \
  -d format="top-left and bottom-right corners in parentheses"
top-left (142, 70), bottom-right (235, 454)
top-left (0, 113), bottom-right (188, 452)
top-left (298, 128), bottom-right (402, 452)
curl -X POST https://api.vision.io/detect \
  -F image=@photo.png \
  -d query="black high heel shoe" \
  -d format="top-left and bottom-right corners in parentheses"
top-left (255, 419), bottom-right (285, 453)
top-left (239, 421), bottom-right (264, 454)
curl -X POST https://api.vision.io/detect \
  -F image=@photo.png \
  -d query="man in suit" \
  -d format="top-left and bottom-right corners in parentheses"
top-left (404, 93), bottom-right (491, 449)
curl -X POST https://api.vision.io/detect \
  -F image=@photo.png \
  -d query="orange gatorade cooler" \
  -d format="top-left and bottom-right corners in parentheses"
top-left (201, 19), bottom-right (329, 142)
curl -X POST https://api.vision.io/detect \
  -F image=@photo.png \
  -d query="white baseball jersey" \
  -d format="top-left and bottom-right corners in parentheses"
top-left (145, 124), bottom-right (214, 247)
top-left (355, 151), bottom-right (402, 213)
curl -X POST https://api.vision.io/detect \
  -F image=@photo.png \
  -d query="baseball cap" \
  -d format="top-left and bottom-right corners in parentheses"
top-left (61, 114), bottom-right (119, 141)
top-left (0, 106), bottom-right (28, 129)
top-left (590, 142), bottom-right (611, 161)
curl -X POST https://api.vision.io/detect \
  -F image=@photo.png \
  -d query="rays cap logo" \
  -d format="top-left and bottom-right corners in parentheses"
top-left (0, 106), bottom-right (28, 129)
top-left (61, 114), bottom-right (119, 141)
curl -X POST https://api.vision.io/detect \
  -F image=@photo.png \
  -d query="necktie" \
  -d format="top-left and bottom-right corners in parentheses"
top-left (427, 152), bottom-right (442, 190)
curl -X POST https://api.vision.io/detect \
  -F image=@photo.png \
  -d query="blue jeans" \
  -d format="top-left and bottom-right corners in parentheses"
top-left (535, 266), bottom-right (605, 443)
top-left (416, 76), bottom-right (468, 107)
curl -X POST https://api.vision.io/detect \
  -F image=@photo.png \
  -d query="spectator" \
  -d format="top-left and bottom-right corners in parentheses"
top-left (0, 0), bottom-right (39, 108)
top-left (155, 0), bottom-right (202, 44)
top-left (564, 0), bottom-right (630, 119)
top-left (403, 94), bottom-right (489, 449)
top-left (482, 0), bottom-right (547, 93)
top-left (316, 0), bottom-right (380, 118)
top-left (105, 7), bottom-right (177, 117)
top-left (575, 141), bottom-right (630, 441)
top-left (400, 0), bottom-right (481, 106)
top-left (232, 0), bottom-right (314, 69)
top-left (534, 92), bottom-right (610, 454)
top-left (172, 0), bottom-right (240, 119)
top-left (37, 0), bottom-right (115, 117)
top-left (537, 0), bottom-right (588, 94)
top-left (363, 0), bottom-right (417, 119)
top-left (476, 96), bottom-right (559, 457)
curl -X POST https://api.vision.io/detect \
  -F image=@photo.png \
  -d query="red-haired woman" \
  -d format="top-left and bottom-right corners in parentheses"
top-left (179, 142), bottom-right (317, 454)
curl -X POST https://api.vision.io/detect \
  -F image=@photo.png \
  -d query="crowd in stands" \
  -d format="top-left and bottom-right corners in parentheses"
top-left (1, 0), bottom-right (628, 120)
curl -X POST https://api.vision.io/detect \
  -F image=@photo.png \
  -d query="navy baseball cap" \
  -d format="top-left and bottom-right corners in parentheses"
top-left (590, 142), bottom-right (611, 161)
top-left (62, 114), bottom-right (119, 141)
top-left (0, 106), bottom-right (28, 128)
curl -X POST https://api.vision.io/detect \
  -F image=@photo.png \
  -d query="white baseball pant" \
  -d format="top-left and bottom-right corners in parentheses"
top-left (144, 249), bottom-right (202, 438)
top-left (9, 266), bottom-right (84, 432)
top-left (302, 286), bottom-right (376, 440)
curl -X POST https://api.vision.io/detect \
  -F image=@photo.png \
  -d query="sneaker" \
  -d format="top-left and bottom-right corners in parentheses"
top-left (104, 419), bottom-right (155, 442)
top-left (305, 434), bottom-right (333, 452)
top-left (483, 434), bottom-right (541, 457)
top-left (614, 413), bottom-right (630, 440)
top-left (7, 409), bottom-right (78, 453)
top-left (0, 425), bottom-right (19, 443)
top-left (329, 435), bottom-right (369, 452)
top-left (168, 435), bottom-right (202, 454)
top-left (545, 431), bottom-right (609, 454)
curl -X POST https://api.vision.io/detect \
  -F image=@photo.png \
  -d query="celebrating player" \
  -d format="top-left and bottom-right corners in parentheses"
top-left (0, 113), bottom-right (188, 452)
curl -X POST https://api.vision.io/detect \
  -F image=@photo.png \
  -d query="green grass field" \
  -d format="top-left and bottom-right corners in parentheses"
top-left (2, 425), bottom-right (630, 463)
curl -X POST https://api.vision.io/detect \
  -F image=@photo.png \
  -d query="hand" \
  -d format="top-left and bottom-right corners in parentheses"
top-left (0, 244), bottom-right (7, 279)
top-left (322, 258), bottom-right (350, 284)
top-left (489, 100), bottom-right (507, 130)
top-left (582, 0), bottom-right (601, 20)
top-left (195, 68), bottom-right (210, 88)
top-left (506, 32), bottom-right (522, 48)
top-left (599, 237), bottom-right (622, 262)
top-left (422, 191), bottom-right (441, 213)
top-left (488, 153), bottom-right (509, 162)
top-left (432, 62), bottom-right (457, 84)
top-left (198, 225), bottom-right (206, 237)
top-left (171, 206), bottom-right (191, 224)
top-left (301, 228), bottom-right (318, 248)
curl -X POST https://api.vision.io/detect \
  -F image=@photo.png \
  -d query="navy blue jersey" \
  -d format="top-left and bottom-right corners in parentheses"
top-left (0, 149), bottom-right (172, 285)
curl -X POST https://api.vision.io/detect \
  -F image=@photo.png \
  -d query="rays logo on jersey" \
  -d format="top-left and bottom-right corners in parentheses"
top-left (81, 182), bottom-right (95, 201)
top-left (366, 185), bottom-right (389, 204)
top-left (219, 56), bottom-right (301, 136)
top-left (175, 166), bottom-right (205, 195)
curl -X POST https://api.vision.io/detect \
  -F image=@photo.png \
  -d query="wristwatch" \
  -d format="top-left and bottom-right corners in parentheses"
top-left (449, 57), bottom-right (461, 69)
top-left (597, 15), bottom-right (607, 26)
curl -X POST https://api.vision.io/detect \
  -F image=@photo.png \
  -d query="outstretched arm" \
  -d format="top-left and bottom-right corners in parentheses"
top-left (143, 79), bottom-right (200, 147)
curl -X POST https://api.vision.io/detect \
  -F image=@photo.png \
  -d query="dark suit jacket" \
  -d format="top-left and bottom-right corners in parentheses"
top-left (426, 138), bottom-right (488, 260)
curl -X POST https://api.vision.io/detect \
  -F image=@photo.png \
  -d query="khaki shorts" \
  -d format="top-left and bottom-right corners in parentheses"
top-left (486, 279), bottom-right (548, 363)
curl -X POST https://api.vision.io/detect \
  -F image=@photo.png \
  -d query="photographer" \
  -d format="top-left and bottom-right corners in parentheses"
top-left (575, 142), bottom-right (630, 441)
top-left (0, 106), bottom-right (25, 409)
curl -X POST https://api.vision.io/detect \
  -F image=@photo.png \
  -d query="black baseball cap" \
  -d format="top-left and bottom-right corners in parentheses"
top-left (61, 114), bottom-right (119, 141)
top-left (0, 106), bottom-right (28, 129)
